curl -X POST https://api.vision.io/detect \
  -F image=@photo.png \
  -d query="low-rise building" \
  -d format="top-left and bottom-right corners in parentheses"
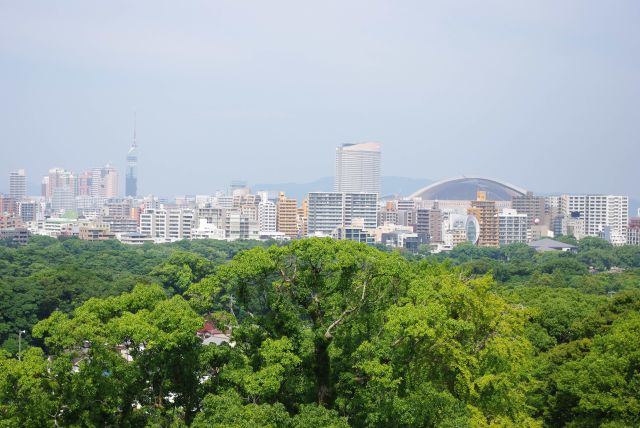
top-left (191, 219), bottom-right (226, 240)
top-left (528, 238), bottom-right (577, 252)
top-left (442, 213), bottom-right (480, 250)
top-left (0, 227), bottom-right (30, 245)
top-left (332, 225), bottom-right (375, 245)
top-left (118, 232), bottom-right (154, 245)
top-left (628, 217), bottom-right (640, 246)
top-left (79, 223), bottom-right (116, 241)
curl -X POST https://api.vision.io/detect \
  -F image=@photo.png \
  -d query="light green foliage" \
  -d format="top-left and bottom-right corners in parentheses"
top-left (191, 389), bottom-right (290, 428)
top-left (31, 284), bottom-right (204, 425)
top-left (339, 265), bottom-right (538, 427)
top-left (291, 404), bottom-right (350, 428)
top-left (501, 287), bottom-right (605, 350)
top-left (151, 251), bottom-right (216, 294)
top-left (0, 347), bottom-right (59, 427)
top-left (226, 337), bottom-right (302, 401)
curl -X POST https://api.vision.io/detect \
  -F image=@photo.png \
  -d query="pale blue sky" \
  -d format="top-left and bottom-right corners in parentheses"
top-left (1, 1), bottom-right (639, 198)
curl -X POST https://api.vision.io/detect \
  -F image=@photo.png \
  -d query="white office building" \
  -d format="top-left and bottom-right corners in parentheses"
top-left (307, 192), bottom-right (344, 235)
top-left (334, 142), bottom-right (381, 194)
top-left (140, 209), bottom-right (166, 240)
top-left (258, 200), bottom-right (277, 234)
top-left (498, 209), bottom-right (529, 245)
top-left (560, 195), bottom-right (629, 245)
top-left (9, 169), bottom-right (26, 200)
top-left (51, 187), bottom-right (75, 213)
top-left (344, 193), bottom-right (378, 229)
top-left (307, 192), bottom-right (378, 236)
top-left (167, 209), bottom-right (194, 240)
top-left (225, 212), bottom-right (259, 240)
top-left (140, 208), bottom-right (194, 242)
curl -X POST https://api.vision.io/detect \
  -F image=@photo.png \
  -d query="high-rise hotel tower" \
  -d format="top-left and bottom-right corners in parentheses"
top-left (126, 120), bottom-right (138, 197)
top-left (334, 142), bottom-right (381, 194)
top-left (9, 169), bottom-right (26, 200)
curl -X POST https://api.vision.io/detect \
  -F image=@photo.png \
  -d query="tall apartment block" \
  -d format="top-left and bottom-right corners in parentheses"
top-left (91, 164), bottom-right (119, 198)
top-left (76, 171), bottom-right (92, 197)
top-left (512, 192), bottom-right (545, 225)
top-left (560, 195), bottom-right (629, 245)
top-left (43, 168), bottom-right (76, 199)
top-left (307, 192), bottom-right (345, 235)
top-left (276, 192), bottom-right (298, 238)
top-left (498, 209), bottom-right (529, 245)
top-left (258, 199), bottom-right (277, 234)
top-left (307, 192), bottom-right (378, 235)
top-left (379, 202), bottom-right (399, 226)
top-left (416, 206), bottom-right (443, 243)
top-left (468, 191), bottom-right (499, 247)
top-left (51, 187), bottom-right (75, 213)
top-left (140, 208), bottom-right (194, 241)
top-left (226, 212), bottom-right (259, 240)
top-left (9, 169), bottom-right (26, 200)
top-left (334, 142), bottom-right (381, 194)
top-left (344, 193), bottom-right (378, 229)
top-left (297, 199), bottom-right (308, 237)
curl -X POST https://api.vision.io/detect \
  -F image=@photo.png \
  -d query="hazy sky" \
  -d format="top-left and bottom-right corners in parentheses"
top-left (1, 1), bottom-right (639, 198)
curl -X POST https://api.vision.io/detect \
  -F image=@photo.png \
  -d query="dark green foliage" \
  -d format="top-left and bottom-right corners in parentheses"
top-left (1, 237), bottom-right (640, 426)
top-left (0, 237), bottom-right (265, 352)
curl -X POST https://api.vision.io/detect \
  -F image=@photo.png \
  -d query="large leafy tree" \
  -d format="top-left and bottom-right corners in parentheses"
top-left (189, 239), bottom-right (539, 426)
top-left (189, 238), bottom-right (409, 407)
top-left (337, 263), bottom-right (539, 427)
top-left (32, 284), bottom-right (204, 425)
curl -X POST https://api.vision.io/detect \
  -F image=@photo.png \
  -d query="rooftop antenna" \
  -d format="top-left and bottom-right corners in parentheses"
top-left (133, 112), bottom-right (137, 148)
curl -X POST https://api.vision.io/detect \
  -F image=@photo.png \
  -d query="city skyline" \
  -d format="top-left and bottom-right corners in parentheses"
top-left (1, 2), bottom-right (639, 198)
top-left (2, 162), bottom-right (640, 215)
top-left (1, 137), bottom-right (637, 249)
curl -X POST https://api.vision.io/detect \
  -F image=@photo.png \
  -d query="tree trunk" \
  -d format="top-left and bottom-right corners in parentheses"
top-left (315, 335), bottom-right (331, 405)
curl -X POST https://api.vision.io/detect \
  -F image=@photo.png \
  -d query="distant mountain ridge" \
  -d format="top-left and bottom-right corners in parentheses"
top-left (253, 176), bottom-right (432, 201)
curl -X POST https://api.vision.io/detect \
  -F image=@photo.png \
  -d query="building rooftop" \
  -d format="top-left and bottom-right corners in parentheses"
top-left (340, 142), bottom-right (381, 152)
top-left (410, 176), bottom-right (526, 201)
top-left (528, 238), bottom-right (577, 252)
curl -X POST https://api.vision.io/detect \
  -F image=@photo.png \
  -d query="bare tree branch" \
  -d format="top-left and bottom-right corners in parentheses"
top-left (324, 306), bottom-right (357, 339)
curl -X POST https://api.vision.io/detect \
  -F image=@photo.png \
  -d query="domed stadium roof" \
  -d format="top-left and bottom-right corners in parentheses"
top-left (409, 176), bottom-right (526, 201)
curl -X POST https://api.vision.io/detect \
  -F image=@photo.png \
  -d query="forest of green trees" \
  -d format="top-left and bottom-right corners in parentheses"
top-left (1, 236), bottom-right (639, 427)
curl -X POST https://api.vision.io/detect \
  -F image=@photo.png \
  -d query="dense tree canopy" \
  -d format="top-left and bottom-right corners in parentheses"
top-left (0, 236), bottom-right (265, 353)
top-left (1, 236), bottom-right (639, 426)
